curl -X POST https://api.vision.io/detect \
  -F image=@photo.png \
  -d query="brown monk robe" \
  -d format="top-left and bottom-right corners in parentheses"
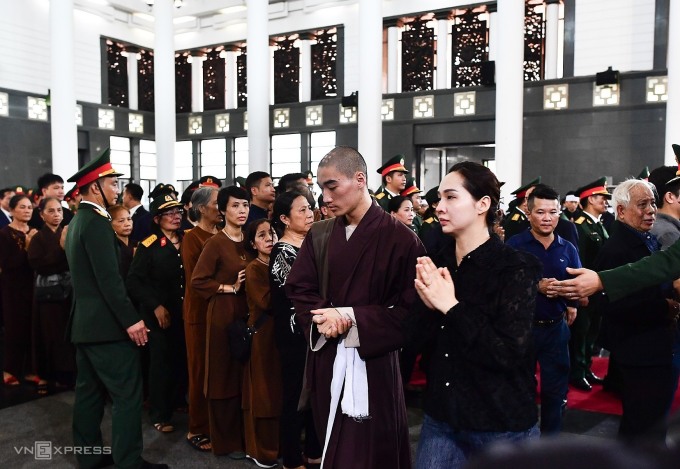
top-left (286, 203), bottom-right (425, 469)
top-left (181, 226), bottom-right (214, 438)
top-left (243, 258), bottom-right (281, 463)
top-left (191, 231), bottom-right (253, 455)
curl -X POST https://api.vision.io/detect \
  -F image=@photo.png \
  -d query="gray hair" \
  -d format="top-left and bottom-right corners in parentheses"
top-left (189, 186), bottom-right (217, 222)
top-left (611, 179), bottom-right (655, 218)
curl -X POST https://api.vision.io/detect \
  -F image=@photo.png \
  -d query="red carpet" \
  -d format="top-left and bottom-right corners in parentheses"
top-left (566, 357), bottom-right (680, 416)
top-left (408, 356), bottom-right (680, 416)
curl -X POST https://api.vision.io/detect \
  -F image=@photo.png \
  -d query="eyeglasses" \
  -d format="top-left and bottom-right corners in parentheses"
top-left (161, 209), bottom-right (184, 217)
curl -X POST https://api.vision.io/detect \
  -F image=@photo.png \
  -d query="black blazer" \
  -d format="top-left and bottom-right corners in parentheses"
top-left (130, 206), bottom-right (152, 243)
top-left (593, 221), bottom-right (674, 367)
top-left (0, 211), bottom-right (10, 228)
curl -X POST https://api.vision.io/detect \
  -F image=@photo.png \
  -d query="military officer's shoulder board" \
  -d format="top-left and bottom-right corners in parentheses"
top-left (424, 217), bottom-right (435, 224)
top-left (375, 192), bottom-right (385, 200)
top-left (94, 208), bottom-right (109, 218)
top-left (575, 216), bottom-right (585, 225)
top-left (511, 213), bottom-right (520, 221)
top-left (141, 234), bottom-right (158, 248)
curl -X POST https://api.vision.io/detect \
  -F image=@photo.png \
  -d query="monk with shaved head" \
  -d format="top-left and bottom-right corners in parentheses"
top-left (286, 146), bottom-right (425, 468)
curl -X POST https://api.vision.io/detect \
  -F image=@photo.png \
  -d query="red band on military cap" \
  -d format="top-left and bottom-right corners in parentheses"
top-left (515, 190), bottom-right (528, 199)
top-left (579, 186), bottom-right (608, 199)
top-left (381, 163), bottom-right (407, 177)
top-left (199, 178), bottom-right (220, 188)
top-left (401, 186), bottom-right (420, 196)
top-left (76, 163), bottom-right (117, 188)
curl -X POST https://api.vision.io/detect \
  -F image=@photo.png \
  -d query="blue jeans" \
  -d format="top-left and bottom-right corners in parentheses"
top-left (532, 320), bottom-right (570, 435)
top-left (415, 414), bottom-right (539, 469)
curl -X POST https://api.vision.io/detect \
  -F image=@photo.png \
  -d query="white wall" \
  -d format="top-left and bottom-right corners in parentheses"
top-left (573, 0), bottom-right (655, 76)
top-left (0, 0), bottom-right (153, 103)
top-left (174, 0), bottom-right (476, 99)
top-left (0, 0), bottom-right (660, 106)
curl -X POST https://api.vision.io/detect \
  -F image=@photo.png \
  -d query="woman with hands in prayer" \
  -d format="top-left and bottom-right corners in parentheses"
top-left (411, 162), bottom-right (542, 469)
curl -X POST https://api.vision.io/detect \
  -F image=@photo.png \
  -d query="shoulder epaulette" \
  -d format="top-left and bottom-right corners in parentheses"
top-left (424, 217), bottom-right (435, 224)
top-left (575, 216), bottom-right (585, 225)
top-left (511, 213), bottom-right (520, 221)
top-left (94, 208), bottom-right (109, 218)
top-left (141, 234), bottom-right (157, 248)
top-left (375, 192), bottom-right (385, 200)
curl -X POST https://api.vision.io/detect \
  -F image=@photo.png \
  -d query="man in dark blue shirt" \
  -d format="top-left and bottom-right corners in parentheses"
top-left (507, 184), bottom-right (581, 435)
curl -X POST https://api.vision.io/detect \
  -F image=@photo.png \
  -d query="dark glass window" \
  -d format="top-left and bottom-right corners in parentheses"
top-left (311, 28), bottom-right (338, 99)
top-left (401, 16), bottom-right (435, 92)
top-left (524, 0), bottom-right (545, 81)
top-left (204, 49), bottom-right (225, 110)
top-left (451, 10), bottom-right (488, 88)
top-left (106, 39), bottom-right (128, 107)
top-left (138, 49), bottom-right (154, 112)
top-left (273, 36), bottom-right (300, 104)
top-left (175, 52), bottom-right (192, 113)
top-left (237, 48), bottom-right (247, 108)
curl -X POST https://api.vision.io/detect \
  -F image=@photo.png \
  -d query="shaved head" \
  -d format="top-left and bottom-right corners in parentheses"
top-left (318, 146), bottom-right (367, 179)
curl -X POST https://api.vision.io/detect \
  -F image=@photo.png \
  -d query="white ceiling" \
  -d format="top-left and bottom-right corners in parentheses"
top-left (74, 0), bottom-right (353, 33)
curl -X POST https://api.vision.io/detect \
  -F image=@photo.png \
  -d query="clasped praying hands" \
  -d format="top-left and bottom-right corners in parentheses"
top-left (414, 256), bottom-right (458, 314)
top-left (312, 308), bottom-right (352, 339)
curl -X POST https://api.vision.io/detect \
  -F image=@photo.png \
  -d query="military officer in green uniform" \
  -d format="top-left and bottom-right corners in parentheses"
top-left (502, 177), bottom-right (541, 240)
top-left (126, 185), bottom-right (187, 436)
top-left (418, 186), bottom-right (440, 241)
top-left (401, 177), bottom-right (423, 234)
top-left (65, 149), bottom-right (166, 468)
top-left (374, 154), bottom-right (409, 211)
top-left (569, 177), bottom-right (610, 391)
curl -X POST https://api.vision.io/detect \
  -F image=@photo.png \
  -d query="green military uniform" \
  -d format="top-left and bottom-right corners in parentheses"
top-left (502, 205), bottom-right (529, 240)
top-left (502, 178), bottom-right (540, 241)
top-left (65, 149), bottom-right (145, 469)
top-left (126, 221), bottom-right (186, 426)
top-left (374, 187), bottom-right (398, 211)
top-left (600, 146), bottom-right (680, 300)
top-left (418, 213), bottom-right (438, 239)
top-left (375, 154), bottom-right (409, 211)
top-left (570, 178), bottom-right (610, 385)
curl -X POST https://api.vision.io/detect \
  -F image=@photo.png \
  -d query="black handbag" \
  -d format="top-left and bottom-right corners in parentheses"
top-left (227, 313), bottom-right (270, 363)
top-left (35, 272), bottom-right (72, 302)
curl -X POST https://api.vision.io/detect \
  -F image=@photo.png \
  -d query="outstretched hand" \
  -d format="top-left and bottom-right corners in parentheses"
top-left (548, 267), bottom-right (603, 299)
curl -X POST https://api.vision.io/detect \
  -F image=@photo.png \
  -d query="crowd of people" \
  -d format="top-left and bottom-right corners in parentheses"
top-left (1, 144), bottom-right (679, 469)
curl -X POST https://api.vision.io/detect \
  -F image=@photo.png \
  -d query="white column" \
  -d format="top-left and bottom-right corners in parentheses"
top-left (387, 25), bottom-right (399, 93)
top-left (544, 0), bottom-right (560, 80)
top-left (247, 0), bottom-right (270, 172)
top-left (49, 0), bottom-right (78, 178)
top-left (126, 48), bottom-right (139, 110)
top-left (487, 5), bottom-right (498, 62)
top-left (190, 52), bottom-right (205, 113)
top-left (665, 0), bottom-right (680, 165)
top-left (299, 34), bottom-right (312, 102)
top-left (153, 0), bottom-right (177, 185)
top-left (494, 0), bottom-right (525, 197)
top-left (358, 0), bottom-right (383, 189)
top-left (223, 48), bottom-right (239, 109)
top-left (436, 15), bottom-right (450, 90)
